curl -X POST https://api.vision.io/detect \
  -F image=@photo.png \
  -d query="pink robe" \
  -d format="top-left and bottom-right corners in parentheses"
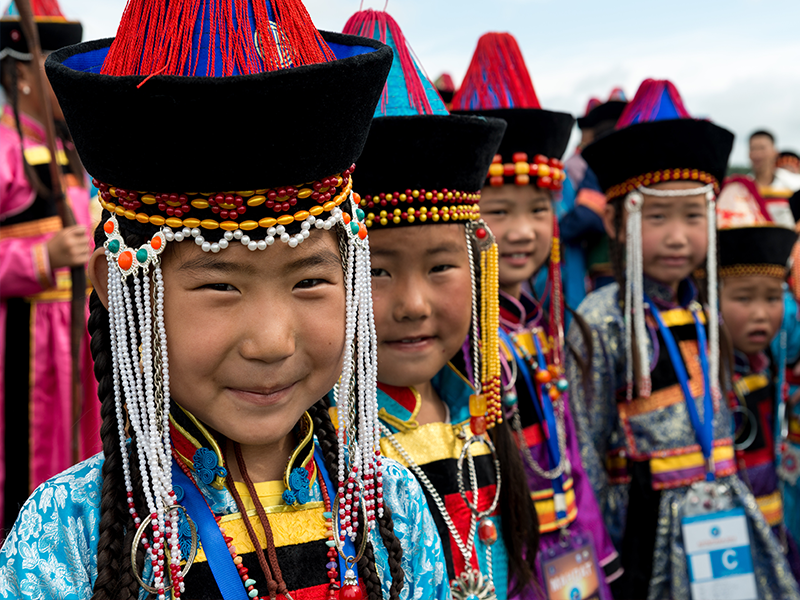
top-left (0, 105), bottom-right (100, 534)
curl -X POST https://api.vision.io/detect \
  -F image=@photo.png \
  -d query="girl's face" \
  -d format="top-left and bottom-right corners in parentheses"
top-left (480, 184), bottom-right (554, 298)
top-left (369, 224), bottom-right (473, 389)
top-left (161, 230), bottom-right (346, 448)
top-left (720, 275), bottom-right (784, 355)
top-left (605, 181), bottom-right (709, 289)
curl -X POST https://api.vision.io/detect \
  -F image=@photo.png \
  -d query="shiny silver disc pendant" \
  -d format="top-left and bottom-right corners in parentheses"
top-left (450, 569), bottom-right (496, 600)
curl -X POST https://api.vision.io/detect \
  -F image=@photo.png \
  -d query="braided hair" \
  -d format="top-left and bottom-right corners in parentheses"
top-left (89, 219), bottom-right (148, 600)
top-left (308, 398), bottom-right (405, 600)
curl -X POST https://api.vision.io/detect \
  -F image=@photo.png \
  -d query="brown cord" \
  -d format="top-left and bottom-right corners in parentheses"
top-left (231, 442), bottom-right (290, 599)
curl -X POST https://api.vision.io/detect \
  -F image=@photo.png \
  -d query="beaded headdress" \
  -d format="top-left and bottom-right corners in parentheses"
top-left (0, 0), bottom-right (81, 60)
top-left (46, 1), bottom-right (392, 597)
top-left (582, 79), bottom-right (735, 401)
top-left (451, 31), bottom-right (575, 370)
top-left (342, 10), bottom-right (507, 433)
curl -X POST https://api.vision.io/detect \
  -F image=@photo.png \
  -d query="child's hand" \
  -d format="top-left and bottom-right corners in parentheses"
top-left (47, 225), bottom-right (91, 270)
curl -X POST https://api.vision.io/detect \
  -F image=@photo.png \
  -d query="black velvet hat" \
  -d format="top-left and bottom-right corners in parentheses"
top-left (718, 225), bottom-right (797, 279)
top-left (342, 10), bottom-right (505, 228)
top-left (1, 1), bottom-right (81, 58)
top-left (450, 32), bottom-right (574, 191)
top-left (576, 100), bottom-right (626, 130)
top-left (44, 1), bottom-right (393, 241)
top-left (582, 80), bottom-right (734, 201)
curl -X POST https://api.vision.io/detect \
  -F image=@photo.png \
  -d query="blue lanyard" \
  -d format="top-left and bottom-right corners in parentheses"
top-left (499, 328), bottom-right (564, 483)
top-left (645, 296), bottom-right (716, 481)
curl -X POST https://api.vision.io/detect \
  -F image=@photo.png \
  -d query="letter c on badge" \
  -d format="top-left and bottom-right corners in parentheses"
top-left (722, 549), bottom-right (738, 570)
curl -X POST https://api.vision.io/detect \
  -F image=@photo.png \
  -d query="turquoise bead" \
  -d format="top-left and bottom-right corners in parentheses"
top-left (503, 391), bottom-right (518, 406)
top-left (107, 239), bottom-right (120, 253)
top-left (466, 595), bottom-right (479, 600)
top-left (244, 579), bottom-right (256, 587)
top-left (326, 540), bottom-right (336, 547)
top-left (556, 378), bottom-right (569, 392)
top-left (248, 590), bottom-right (259, 598)
top-left (136, 248), bottom-right (148, 263)
top-left (350, 221), bottom-right (360, 235)
top-left (323, 511), bottom-right (333, 519)
top-left (356, 208), bottom-right (365, 221)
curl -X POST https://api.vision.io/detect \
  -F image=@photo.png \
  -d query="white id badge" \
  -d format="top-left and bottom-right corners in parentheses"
top-left (680, 483), bottom-right (757, 600)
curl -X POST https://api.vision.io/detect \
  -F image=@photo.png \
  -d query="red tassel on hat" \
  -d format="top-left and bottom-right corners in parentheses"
top-left (101, 0), bottom-right (335, 78)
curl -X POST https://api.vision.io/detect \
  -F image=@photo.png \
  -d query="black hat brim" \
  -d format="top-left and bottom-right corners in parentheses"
top-left (576, 100), bottom-right (626, 130)
top-left (452, 108), bottom-right (574, 162)
top-left (353, 114), bottom-right (506, 196)
top-left (582, 119), bottom-right (734, 195)
top-left (1, 19), bottom-right (82, 55)
top-left (718, 225), bottom-right (797, 272)
top-left (45, 32), bottom-right (393, 192)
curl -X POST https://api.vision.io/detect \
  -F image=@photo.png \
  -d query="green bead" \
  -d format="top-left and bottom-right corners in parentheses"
top-left (356, 208), bottom-right (365, 221)
top-left (136, 248), bottom-right (148, 264)
top-left (244, 579), bottom-right (256, 587)
top-left (323, 511), bottom-right (333, 519)
top-left (556, 378), bottom-right (569, 392)
top-left (350, 221), bottom-right (360, 235)
top-left (107, 239), bottom-right (120, 253)
top-left (248, 590), bottom-right (259, 598)
top-left (326, 540), bottom-right (336, 547)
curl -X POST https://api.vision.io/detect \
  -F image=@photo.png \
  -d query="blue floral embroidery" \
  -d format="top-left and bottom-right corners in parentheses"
top-left (281, 489), bottom-right (296, 505)
top-left (177, 513), bottom-right (193, 558)
top-left (286, 467), bottom-right (310, 505)
top-left (192, 448), bottom-right (226, 485)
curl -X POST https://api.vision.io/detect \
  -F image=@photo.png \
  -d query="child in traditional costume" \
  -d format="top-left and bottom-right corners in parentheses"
top-left (341, 11), bottom-right (541, 600)
top-left (450, 32), bottom-right (621, 599)
top-left (0, 1), bottom-right (449, 599)
top-left (714, 213), bottom-right (800, 583)
top-left (0, 0), bottom-right (100, 533)
top-left (566, 78), bottom-right (800, 599)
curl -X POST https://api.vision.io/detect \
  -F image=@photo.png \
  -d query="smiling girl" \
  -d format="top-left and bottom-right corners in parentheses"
top-left (340, 11), bottom-right (541, 600)
top-left (0, 2), bottom-right (448, 599)
top-left (451, 32), bottom-right (621, 599)
top-left (566, 79), bottom-right (800, 599)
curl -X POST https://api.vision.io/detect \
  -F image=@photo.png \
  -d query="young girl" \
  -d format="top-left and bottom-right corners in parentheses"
top-left (451, 32), bottom-right (621, 599)
top-left (0, 2), bottom-right (448, 599)
top-left (341, 11), bottom-right (540, 600)
top-left (566, 78), bottom-right (800, 599)
top-left (0, 0), bottom-right (99, 533)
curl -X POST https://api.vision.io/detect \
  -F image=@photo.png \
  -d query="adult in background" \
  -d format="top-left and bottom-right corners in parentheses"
top-left (778, 151), bottom-right (800, 175)
top-left (0, 0), bottom-right (99, 536)
top-left (749, 130), bottom-right (800, 226)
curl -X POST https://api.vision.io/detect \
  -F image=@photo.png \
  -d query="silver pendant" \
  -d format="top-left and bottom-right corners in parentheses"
top-left (450, 568), bottom-right (496, 600)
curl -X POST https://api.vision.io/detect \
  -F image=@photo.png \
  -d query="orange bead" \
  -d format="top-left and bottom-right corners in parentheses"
top-left (343, 212), bottom-right (351, 225)
top-left (118, 251), bottom-right (133, 271)
top-left (470, 415), bottom-right (487, 435)
top-left (150, 235), bottom-right (162, 251)
top-left (103, 220), bottom-right (115, 234)
top-left (358, 223), bottom-right (368, 240)
top-left (535, 370), bottom-right (552, 384)
top-left (548, 386), bottom-right (561, 400)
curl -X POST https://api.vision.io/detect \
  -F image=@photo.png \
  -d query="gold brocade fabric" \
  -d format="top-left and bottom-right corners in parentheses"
top-left (566, 282), bottom-right (800, 599)
top-left (378, 421), bottom-right (490, 467)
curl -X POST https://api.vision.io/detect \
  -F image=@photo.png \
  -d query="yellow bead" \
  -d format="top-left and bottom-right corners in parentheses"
top-left (247, 195), bottom-right (266, 207)
top-left (191, 199), bottom-right (209, 209)
top-left (323, 201), bottom-right (335, 212)
top-left (515, 162), bottom-right (530, 175)
top-left (297, 187), bottom-right (313, 199)
top-left (412, 190), bottom-right (419, 198)
top-left (200, 219), bottom-right (219, 230)
top-left (183, 218), bottom-right (200, 228)
top-left (393, 216), bottom-right (401, 224)
top-left (277, 215), bottom-right (294, 226)
top-left (240, 220), bottom-right (258, 231)
top-left (425, 192), bottom-right (433, 200)
top-left (258, 217), bottom-right (277, 228)
top-left (293, 210), bottom-right (310, 221)
top-left (488, 163), bottom-right (503, 177)
top-left (386, 194), bottom-right (393, 201)
top-left (469, 394), bottom-right (487, 416)
top-left (379, 210), bottom-right (387, 218)
top-left (141, 194), bottom-right (156, 205)
top-left (220, 221), bottom-right (238, 231)
top-left (236, 190), bottom-right (255, 197)
top-left (124, 209), bottom-right (136, 220)
top-left (408, 215), bottom-right (415, 223)
top-left (393, 208), bottom-right (401, 216)
top-left (149, 215), bottom-right (166, 226)
top-left (136, 212), bottom-right (149, 224)
top-left (165, 217), bottom-right (183, 228)
top-left (309, 205), bottom-right (323, 216)
top-left (399, 194), bottom-right (407, 202)
top-left (380, 218), bottom-right (388, 225)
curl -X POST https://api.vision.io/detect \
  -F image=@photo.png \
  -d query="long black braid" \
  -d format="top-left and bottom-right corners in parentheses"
top-left (308, 398), bottom-right (405, 600)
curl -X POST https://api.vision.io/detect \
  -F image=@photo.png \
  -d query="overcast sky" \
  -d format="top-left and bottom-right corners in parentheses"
top-left (39, 0), bottom-right (800, 165)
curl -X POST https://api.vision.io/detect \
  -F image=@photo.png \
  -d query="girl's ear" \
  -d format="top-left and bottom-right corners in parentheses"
top-left (88, 247), bottom-right (110, 309)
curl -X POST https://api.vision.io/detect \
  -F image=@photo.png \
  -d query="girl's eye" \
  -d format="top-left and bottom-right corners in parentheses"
top-left (202, 283), bottom-right (237, 292)
top-left (734, 297), bottom-right (750, 303)
top-left (533, 206), bottom-right (549, 215)
top-left (295, 278), bottom-right (328, 289)
top-left (431, 264), bottom-right (454, 274)
top-left (485, 209), bottom-right (508, 216)
top-left (371, 268), bottom-right (389, 278)
top-left (645, 213), bottom-right (665, 221)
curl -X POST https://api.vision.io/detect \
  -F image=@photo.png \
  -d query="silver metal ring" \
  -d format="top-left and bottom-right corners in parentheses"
top-left (331, 490), bottom-right (369, 564)
top-left (732, 405), bottom-right (758, 451)
top-left (131, 505), bottom-right (198, 593)
top-left (456, 435), bottom-right (502, 521)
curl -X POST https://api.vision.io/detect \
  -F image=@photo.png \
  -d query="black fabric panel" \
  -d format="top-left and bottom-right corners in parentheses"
top-left (735, 383), bottom-right (773, 452)
top-left (3, 298), bottom-right (31, 531)
top-left (646, 321), bottom-right (700, 393)
top-left (582, 119), bottom-right (734, 194)
top-left (183, 538), bottom-right (330, 599)
top-left (610, 460), bottom-right (661, 600)
top-left (0, 163), bottom-right (60, 227)
top-left (45, 32), bottom-right (392, 192)
top-left (577, 101), bottom-right (627, 130)
top-left (513, 364), bottom-right (543, 430)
